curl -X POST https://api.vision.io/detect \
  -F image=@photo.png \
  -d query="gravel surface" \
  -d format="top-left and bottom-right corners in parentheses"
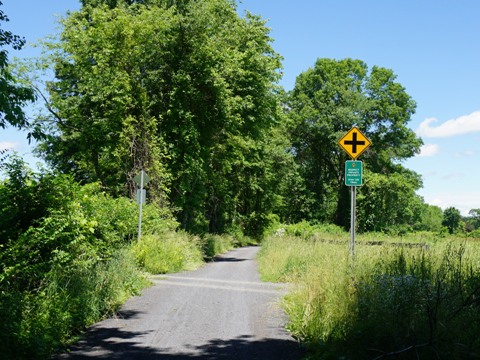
top-left (55, 246), bottom-right (305, 359)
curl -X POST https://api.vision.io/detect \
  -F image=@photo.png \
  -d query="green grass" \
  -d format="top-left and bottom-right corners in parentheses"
top-left (1, 230), bottom-right (247, 360)
top-left (258, 233), bottom-right (480, 359)
top-left (201, 234), bottom-right (236, 260)
top-left (133, 232), bottom-right (204, 274)
top-left (0, 246), bottom-right (149, 360)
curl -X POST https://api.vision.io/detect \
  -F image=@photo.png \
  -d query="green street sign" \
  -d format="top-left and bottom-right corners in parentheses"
top-left (134, 170), bottom-right (150, 187)
top-left (345, 160), bottom-right (363, 186)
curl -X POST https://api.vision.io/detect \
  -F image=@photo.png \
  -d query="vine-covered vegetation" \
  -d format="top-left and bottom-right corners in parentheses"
top-left (0, 156), bottom-right (247, 359)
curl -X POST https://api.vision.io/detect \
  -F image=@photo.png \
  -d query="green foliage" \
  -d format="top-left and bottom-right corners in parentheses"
top-left (275, 220), bottom-right (346, 240)
top-left (442, 206), bottom-right (461, 234)
top-left (0, 1), bottom-right (35, 130)
top-left (464, 208), bottom-right (480, 233)
top-left (31, 0), bottom-right (283, 237)
top-left (23, 1), bottom-right (431, 235)
top-left (286, 58), bottom-right (422, 227)
top-left (141, 203), bottom-right (179, 234)
top-left (0, 156), bottom-right (179, 287)
top-left (467, 228), bottom-right (480, 239)
top-left (0, 153), bottom-right (236, 359)
top-left (133, 232), bottom-right (203, 274)
top-left (259, 234), bottom-right (480, 359)
top-left (201, 234), bottom-right (236, 260)
top-left (357, 169), bottom-right (423, 232)
top-left (0, 158), bottom-right (181, 359)
top-left (0, 156), bottom-right (93, 246)
top-left (415, 203), bottom-right (444, 232)
top-left (0, 247), bottom-right (148, 360)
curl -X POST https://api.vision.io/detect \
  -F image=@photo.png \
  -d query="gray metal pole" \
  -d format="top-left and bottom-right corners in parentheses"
top-left (137, 170), bottom-right (144, 241)
top-left (350, 185), bottom-right (356, 257)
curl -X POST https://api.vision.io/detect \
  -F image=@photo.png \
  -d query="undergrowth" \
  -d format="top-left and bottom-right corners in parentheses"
top-left (0, 247), bottom-right (148, 360)
top-left (133, 232), bottom-right (204, 273)
top-left (258, 234), bottom-right (480, 359)
top-left (0, 157), bottom-right (247, 359)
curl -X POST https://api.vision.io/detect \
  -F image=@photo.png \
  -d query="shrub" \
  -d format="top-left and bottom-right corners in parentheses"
top-left (133, 232), bottom-right (203, 274)
top-left (0, 247), bottom-right (148, 360)
top-left (467, 228), bottom-right (480, 239)
top-left (201, 234), bottom-right (236, 260)
top-left (0, 158), bottom-right (175, 359)
top-left (277, 221), bottom-right (346, 240)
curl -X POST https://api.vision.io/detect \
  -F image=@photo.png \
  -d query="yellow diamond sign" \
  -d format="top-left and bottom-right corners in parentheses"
top-left (338, 127), bottom-right (371, 160)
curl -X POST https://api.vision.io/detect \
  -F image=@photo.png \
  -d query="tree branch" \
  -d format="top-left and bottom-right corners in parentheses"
top-left (31, 84), bottom-right (78, 131)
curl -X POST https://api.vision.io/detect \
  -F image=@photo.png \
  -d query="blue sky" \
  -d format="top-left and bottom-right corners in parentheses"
top-left (2, 0), bottom-right (479, 215)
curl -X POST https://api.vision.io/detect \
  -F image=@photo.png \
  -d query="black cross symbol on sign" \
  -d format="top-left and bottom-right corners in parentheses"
top-left (338, 127), bottom-right (371, 160)
top-left (343, 132), bottom-right (365, 154)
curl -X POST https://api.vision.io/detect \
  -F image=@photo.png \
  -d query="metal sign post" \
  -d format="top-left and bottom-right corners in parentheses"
top-left (134, 170), bottom-right (150, 241)
top-left (338, 128), bottom-right (371, 258)
top-left (350, 186), bottom-right (356, 258)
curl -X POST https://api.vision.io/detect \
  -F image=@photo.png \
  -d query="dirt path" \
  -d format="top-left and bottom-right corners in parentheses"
top-left (55, 246), bottom-right (305, 359)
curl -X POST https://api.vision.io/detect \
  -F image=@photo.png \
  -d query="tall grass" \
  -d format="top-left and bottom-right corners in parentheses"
top-left (133, 232), bottom-right (204, 273)
top-left (0, 246), bottom-right (149, 360)
top-left (258, 234), bottom-right (480, 359)
top-left (132, 231), bottom-right (254, 273)
top-left (201, 233), bottom-right (255, 260)
top-left (0, 159), bottom-right (251, 359)
top-left (201, 234), bottom-right (236, 260)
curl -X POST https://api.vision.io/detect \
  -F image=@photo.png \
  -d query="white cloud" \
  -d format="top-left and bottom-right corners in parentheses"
top-left (455, 150), bottom-right (475, 158)
top-left (0, 141), bottom-right (20, 151)
top-left (441, 172), bottom-right (464, 180)
top-left (417, 143), bottom-right (439, 157)
top-left (417, 110), bottom-right (480, 138)
top-left (423, 192), bottom-right (480, 216)
top-left (429, 198), bottom-right (444, 207)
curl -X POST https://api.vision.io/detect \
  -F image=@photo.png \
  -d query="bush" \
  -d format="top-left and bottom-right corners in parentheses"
top-left (0, 247), bottom-right (148, 360)
top-left (133, 232), bottom-right (204, 274)
top-left (0, 158), bottom-right (175, 359)
top-left (467, 228), bottom-right (480, 239)
top-left (278, 221), bottom-right (346, 240)
top-left (201, 234), bottom-right (236, 260)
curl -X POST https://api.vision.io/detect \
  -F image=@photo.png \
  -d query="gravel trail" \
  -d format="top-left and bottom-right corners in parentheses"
top-left (55, 246), bottom-right (304, 359)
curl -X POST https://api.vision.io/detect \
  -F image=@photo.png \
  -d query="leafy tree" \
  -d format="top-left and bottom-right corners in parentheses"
top-left (465, 209), bottom-right (480, 238)
top-left (35, 4), bottom-right (173, 200)
top-left (81, 0), bottom-right (147, 8)
top-left (287, 58), bottom-right (422, 228)
top-left (442, 206), bottom-right (461, 234)
top-left (34, 0), bottom-right (282, 236)
top-left (0, 1), bottom-right (35, 129)
top-left (466, 209), bottom-right (480, 231)
top-left (0, 155), bottom-right (80, 245)
top-left (414, 203), bottom-right (444, 232)
top-left (357, 168), bottom-right (423, 232)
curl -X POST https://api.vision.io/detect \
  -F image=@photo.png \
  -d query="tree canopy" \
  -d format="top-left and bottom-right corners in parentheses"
top-left (35, 0), bottom-right (283, 236)
top-left (286, 58), bottom-right (423, 228)
top-left (442, 206), bottom-right (461, 234)
top-left (0, 1), bottom-right (35, 130)
top-left (20, 2), bottom-right (440, 236)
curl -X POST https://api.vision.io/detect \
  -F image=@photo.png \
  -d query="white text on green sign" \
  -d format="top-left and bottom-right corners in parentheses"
top-left (345, 160), bottom-right (363, 186)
